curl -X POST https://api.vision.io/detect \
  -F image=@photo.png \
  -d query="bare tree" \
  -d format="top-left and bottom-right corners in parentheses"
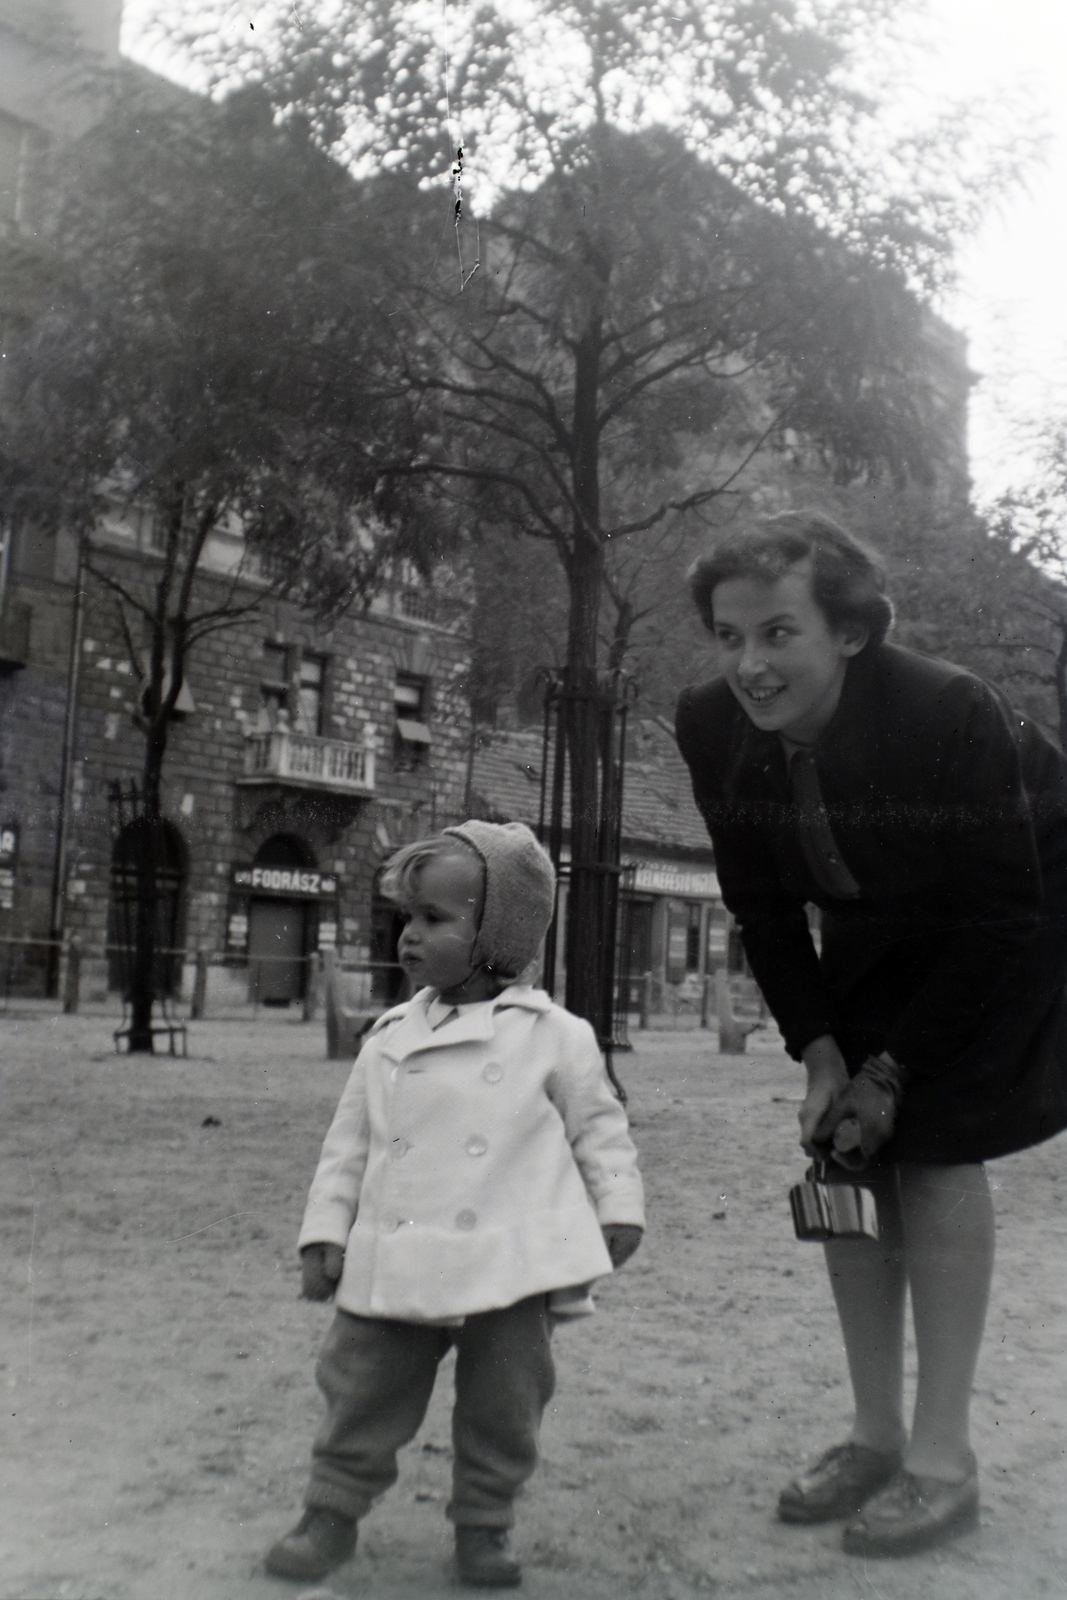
top-left (150, 0), bottom-right (1027, 1029)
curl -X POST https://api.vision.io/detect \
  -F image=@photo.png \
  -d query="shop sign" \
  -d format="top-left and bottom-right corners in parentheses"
top-left (232, 865), bottom-right (339, 899)
top-left (631, 860), bottom-right (719, 899)
top-left (0, 824), bottom-right (17, 911)
top-left (227, 912), bottom-right (249, 952)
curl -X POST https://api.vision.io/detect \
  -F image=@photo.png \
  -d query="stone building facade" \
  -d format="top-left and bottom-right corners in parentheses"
top-left (1, 519), bottom-right (471, 1003)
top-left (0, 0), bottom-right (473, 1005)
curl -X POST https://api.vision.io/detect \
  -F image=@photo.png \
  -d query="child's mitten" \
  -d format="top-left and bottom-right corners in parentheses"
top-left (602, 1223), bottom-right (643, 1269)
top-left (300, 1242), bottom-right (344, 1301)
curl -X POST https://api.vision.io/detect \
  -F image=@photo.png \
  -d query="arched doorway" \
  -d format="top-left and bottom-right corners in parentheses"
top-left (107, 819), bottom-right (188, 998)
top-left (247, 834), bottom-right (316, 1005)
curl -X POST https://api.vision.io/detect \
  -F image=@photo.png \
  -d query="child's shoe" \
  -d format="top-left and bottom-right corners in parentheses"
top-left (455, 1525), bottom-right (522, 1588)
top-left (265, 1507), bottom-right (357, 1580)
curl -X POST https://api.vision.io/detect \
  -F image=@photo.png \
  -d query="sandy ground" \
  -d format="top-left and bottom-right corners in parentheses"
top-left (0, 1009), bottom-right (1065, 1600)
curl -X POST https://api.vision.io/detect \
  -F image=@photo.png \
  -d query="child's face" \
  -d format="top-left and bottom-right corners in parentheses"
top-left (396, 849), bottom-right (487, 1000)
top-left (710, 562), bottom-right (866, 745)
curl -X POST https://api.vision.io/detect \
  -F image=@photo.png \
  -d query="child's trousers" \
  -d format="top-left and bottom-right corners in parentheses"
top-left (305, 1293), bottom-right (556, 1528)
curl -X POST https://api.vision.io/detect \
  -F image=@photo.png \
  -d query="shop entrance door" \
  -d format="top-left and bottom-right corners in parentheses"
top-left (248, 898), bottom-right (307, 1003)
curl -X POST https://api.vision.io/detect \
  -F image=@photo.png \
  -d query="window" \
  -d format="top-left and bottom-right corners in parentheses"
top-left (294, 654), bottom-right (325, 736)
top-left (11, 520), bottom-right (55, 581)
top-left (666, 901), bottom-right (704, 983)
top-left (685, 903), bottom-right (702, 971)
top-left (394, 673), bottom-right (431, 766)
top-left (136, 504), bottom-right (166, 554)
top-left (261, 643), bottom-right (290, 724)
top-left (706, 902), bottom-right (728, 968)
top-left (622, 898), bottom-right (652, 976)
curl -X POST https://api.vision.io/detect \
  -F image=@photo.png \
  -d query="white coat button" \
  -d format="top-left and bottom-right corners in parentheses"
top-left (382, 1216), bottom-right (401, 1234)
top-left (455, 1209), bottom-right (477, 1231)
top-left (483, 1063), bottom-right (503, 1084)
top-left (466, 1134), bottom-right (488, 1157)
top-left (391, 1137), bottom-right (409, 1160)
top-left (389, 1064), bottom-right (400, 1081)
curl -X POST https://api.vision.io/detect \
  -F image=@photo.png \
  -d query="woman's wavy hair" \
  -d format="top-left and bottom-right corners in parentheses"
top-left (687, 511), bottom-right (894, 648)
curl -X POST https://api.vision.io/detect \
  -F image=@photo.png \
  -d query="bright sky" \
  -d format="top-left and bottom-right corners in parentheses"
top-left (121, 0), bottom-right (1067, 505)
top-left (916, 0), bottom-right (1067, 502)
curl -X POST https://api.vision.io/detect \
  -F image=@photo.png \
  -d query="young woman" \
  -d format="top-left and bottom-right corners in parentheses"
top-left (675, 511), bottom-right (1067, 1556)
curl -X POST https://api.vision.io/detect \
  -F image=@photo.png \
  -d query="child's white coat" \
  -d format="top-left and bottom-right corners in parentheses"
top-left (298, 985), bottom-right (645, 1322)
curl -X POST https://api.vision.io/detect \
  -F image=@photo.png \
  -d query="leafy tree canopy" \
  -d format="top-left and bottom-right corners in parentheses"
top-left (144, 2), bottom-right (1032, 681)
top-left (158, 0), bottom-right (1022, 295)
top-left (124, 0), bottom-right (1038, 1031)
top-left (0, 81), bottom-right (453, 621)
top-left (0, 80), bottom-right (461, 1046)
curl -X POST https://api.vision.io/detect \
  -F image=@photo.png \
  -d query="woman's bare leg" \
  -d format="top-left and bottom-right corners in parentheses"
top-left (898, 1161), bottom-right (994, 1481)
top-left (823, 1167), bottom-right (908, 1456)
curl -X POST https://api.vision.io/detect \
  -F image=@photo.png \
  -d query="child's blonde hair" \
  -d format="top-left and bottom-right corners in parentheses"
top-left (379, 821), bottom-right (555, 981)
top-left (378, 834), bottom-right (482, 907)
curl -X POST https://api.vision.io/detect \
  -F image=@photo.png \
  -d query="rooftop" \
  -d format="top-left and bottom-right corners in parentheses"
top-left (468, 718), bottom-right (713, 860)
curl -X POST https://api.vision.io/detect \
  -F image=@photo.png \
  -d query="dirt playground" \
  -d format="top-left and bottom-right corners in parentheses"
top-left (0, 1009), bottom-right (1064, 1600)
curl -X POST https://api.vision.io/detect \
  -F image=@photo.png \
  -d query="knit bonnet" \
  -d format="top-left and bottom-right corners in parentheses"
top-left (443, 820), bottom-right (556, 980)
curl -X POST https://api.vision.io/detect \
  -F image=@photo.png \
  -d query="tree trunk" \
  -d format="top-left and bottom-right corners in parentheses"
top-left (1057, 616), bottom-right (1067, 755)
top-left (563, 539), bottom-right (605, 1031)
top-left (563, 315), bottom-right (610, 1037)
top-left (126, 718), bottom-right (168, 1053)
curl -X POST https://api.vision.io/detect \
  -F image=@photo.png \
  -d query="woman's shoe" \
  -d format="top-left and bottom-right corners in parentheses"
top-left (265, 1507), bottom-right (357, 1579)
top-left (778, 1442), bottom-right (902, 1524)
top-left (841, 1460), bottom-right (980, 1556)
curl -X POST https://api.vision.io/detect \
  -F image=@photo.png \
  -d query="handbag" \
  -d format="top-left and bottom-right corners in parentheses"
top-left (789, 1161), bottom-right (879, 1242)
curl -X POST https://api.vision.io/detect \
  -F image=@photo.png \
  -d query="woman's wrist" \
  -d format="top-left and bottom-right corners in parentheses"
top-left (859, 1050), bottom-right (910, 1101)
top-left (801, 1034), bottom-right (849, 1087)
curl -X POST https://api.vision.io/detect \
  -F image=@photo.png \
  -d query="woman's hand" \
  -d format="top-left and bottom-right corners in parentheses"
top-left (826, 1053), bottom-right (909, 1168)
top-left (799, 1035), bottom-right (850, 1156)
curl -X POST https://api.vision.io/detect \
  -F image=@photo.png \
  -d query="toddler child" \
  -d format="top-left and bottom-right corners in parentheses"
top-left (266, 820), bottom-right (644, 1588)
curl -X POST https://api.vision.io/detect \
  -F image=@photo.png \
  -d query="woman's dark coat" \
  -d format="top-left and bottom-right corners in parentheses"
top-left (676, 642), bottom-right (1067, 1163)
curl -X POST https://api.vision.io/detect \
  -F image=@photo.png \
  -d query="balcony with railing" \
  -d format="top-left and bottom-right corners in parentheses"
top-left (239, 725), bottom-right (377, 796)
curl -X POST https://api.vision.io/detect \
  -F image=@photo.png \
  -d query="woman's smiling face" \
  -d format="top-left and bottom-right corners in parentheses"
top-left (710, 563), bottom-right (867, 744)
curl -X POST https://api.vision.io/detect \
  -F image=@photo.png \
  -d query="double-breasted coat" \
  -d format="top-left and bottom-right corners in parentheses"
top-left (676, 642), bottom-right (1067, 1164)
top-left (298, 985), bottom-right (645, 1322)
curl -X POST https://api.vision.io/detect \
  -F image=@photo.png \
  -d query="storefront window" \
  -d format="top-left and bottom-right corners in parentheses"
top-left (706, 903), bottom-right (728, 968)
top-left (620, 897), bottom-right (652, 976)
top-left (685, 903), bottom-right (701, 971)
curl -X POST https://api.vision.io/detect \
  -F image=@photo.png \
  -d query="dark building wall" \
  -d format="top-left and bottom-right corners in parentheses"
top-left (0, 529), bottom-right (471, 994)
